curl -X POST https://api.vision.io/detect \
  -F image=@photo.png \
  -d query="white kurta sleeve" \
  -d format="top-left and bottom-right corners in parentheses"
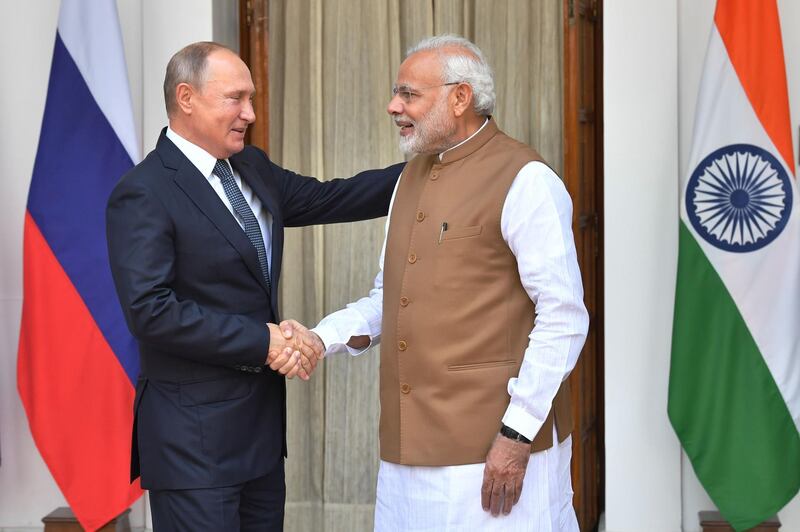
top-left (312, 267), bottom-right (384, 356)
top-left (311, 174), bottom-right (401, 356)
top-left (500, 161), bottom-right (589, 441)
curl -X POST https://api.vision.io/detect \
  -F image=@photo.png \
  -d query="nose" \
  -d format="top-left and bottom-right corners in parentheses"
top-left (387, 95), bottom-right (403, 116)
top-left (242, 99), bottom-right (256, 124)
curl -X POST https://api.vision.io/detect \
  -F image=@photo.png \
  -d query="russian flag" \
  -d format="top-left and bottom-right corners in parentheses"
top-left (17, 0), bottom-right (143, 529)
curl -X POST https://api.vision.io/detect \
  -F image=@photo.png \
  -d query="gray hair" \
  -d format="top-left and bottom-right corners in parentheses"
top-left (407, 35), bottom-right (495, 116)
top-left (163, 41), bottom-right (232, 117)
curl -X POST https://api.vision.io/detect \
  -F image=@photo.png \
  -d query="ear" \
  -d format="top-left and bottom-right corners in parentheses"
top-left (451, 83), bottom-right (474, 117)
top-left (175, 82), bottom-right (195, 115)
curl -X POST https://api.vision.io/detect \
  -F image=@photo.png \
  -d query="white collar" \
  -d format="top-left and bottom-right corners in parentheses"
top-left (438, 118), bottom-right (490, 160)
top-left (166, 127), bottom-right (225, 178)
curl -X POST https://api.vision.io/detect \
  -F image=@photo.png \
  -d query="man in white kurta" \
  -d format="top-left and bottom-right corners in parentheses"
top-left (307, 35), bottom-right (588, 531)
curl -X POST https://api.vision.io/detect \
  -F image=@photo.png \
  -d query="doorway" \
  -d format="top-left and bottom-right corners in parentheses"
top-left (563, 0), bottom-right (604, 530)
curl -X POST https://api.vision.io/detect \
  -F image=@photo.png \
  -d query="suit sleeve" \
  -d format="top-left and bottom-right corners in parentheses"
top-left (257, 150), bottom-right (404, 227)
top-left (106, 178), bottom-right (269, 368)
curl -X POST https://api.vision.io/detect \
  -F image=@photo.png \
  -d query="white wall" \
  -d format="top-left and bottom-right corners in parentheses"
top-left (0, 2), bottom-right (67, 528)
top-left (603, 0), bottom-right (683, 530)
top-left (0, 1), bottom-right (220, 529)
top-left (605, 1), bottom-right (800, 531)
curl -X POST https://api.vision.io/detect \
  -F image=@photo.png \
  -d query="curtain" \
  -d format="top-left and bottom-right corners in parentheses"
top-left (268, 1), bottom-right (562, 529)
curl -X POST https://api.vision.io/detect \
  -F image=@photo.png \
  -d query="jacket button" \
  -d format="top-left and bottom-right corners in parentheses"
top-left (408, 253), bottom-right (417, 264)
top-left (398, 340), bottom-right (407, 351)
top-left (401, 383), bottom-right (411, 394)
top-left (416, 211), bottom-right (425, 222)
top-left (399, 296), bottom-right (409, 307)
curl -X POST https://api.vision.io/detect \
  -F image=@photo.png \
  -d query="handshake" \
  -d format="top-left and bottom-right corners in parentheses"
top-left (266, 320), bottom-right (325, 381)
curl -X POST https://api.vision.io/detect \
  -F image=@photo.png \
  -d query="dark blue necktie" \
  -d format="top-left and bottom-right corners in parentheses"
top-left (213, 159), bottom-right (271, 289)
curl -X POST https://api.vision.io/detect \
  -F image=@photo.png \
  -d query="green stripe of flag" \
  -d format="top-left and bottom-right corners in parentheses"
top-left (669, 221), bottom-right (800, 531)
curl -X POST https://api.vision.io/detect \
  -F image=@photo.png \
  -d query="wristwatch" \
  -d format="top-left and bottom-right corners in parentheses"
top-left (500, 423), bottom-right (532, 444)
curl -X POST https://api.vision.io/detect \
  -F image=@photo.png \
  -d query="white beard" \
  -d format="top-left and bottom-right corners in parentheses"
top-left (396, 92), bottom-right (458, 155)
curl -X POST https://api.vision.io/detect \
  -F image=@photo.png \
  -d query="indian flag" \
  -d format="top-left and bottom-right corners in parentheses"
top-left (668, 1), bottom-right (800, 530)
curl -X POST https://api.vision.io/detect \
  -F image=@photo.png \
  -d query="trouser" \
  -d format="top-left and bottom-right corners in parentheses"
top-left (374, 429), bottom-right (578, 531)
top-left (149, 459), bottom-right (285, 532)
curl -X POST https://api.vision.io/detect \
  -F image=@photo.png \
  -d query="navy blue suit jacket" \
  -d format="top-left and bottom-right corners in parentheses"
top-left (106, 129), bottom-right (402, 489)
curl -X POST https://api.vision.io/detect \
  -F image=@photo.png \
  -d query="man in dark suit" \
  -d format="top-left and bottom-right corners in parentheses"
top-left (106, 41), bottom-right (402, 531)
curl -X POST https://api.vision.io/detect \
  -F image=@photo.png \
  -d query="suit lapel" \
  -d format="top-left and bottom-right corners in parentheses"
top-left (157, 132), bottom-right (271, 295)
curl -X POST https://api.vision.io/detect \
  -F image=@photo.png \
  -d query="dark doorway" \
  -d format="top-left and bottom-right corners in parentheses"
top-left (564, 0), bottom-right (604, 530)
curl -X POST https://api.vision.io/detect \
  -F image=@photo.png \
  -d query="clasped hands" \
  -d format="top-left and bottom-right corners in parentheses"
top-left (266, 320), bottom-right (325, 381)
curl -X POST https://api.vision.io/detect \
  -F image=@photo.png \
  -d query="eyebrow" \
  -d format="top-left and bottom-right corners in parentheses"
top-left (224, 90), bottom-right (256, 98)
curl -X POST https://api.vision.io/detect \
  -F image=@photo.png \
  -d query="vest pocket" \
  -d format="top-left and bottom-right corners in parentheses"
top-left (440, 224), bottom-right (482, 242)
top-left (447, 359), bottom-right (515, 371)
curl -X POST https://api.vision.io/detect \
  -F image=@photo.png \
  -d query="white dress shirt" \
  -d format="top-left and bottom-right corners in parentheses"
top-left (166, 127), bottom-right (273, 272)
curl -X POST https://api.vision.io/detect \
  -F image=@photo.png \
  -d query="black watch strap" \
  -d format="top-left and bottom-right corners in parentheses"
top-left (500, 424), bottom-right (532, 444)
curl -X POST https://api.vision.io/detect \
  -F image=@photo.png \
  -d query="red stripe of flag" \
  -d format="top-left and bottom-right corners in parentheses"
top-left (18, 213), bottom-right (141, 531)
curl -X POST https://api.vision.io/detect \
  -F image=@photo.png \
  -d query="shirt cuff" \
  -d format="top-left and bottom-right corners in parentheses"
top-left (311, 322), bottom-right (372, 357)
top-left (344, 339), bottom-right (373, 355)
top-left (501, 402), bottom-right (545, 442)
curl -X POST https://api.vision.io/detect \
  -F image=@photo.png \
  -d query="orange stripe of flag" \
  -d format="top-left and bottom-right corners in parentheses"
top-left (715, 0), bottom-right (795, 175)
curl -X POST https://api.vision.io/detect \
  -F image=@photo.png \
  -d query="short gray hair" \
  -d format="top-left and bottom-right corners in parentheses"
top-left (407, 35), bottom-right (495, 116)
top-left (163, 41), bottom-right (232, 117)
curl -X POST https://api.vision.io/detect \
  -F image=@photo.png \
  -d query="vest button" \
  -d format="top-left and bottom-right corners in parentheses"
top-left (398, 340), bottom-right (407, 351)
top-left (401, 383), bottom-right (411, 394)
top-left (408, 253), bottom-right (417, 264)
top-left (416, 211), bottom-right (425, 222)
top-left (399, 296), bottom-right (409, 307)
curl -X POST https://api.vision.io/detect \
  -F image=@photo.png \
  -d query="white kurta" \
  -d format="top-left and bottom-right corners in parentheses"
top-left (313, 126), bottom-right (588, 531)
top-left (374, 429), bottom-right (577, 532)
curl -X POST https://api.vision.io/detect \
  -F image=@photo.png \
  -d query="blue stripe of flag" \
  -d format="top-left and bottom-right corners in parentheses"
top-left (28, 33), bottom-right (139, 384)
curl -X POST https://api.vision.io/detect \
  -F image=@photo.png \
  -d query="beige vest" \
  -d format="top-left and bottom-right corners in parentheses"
top-left (380, 119), bottom-right (573, 466)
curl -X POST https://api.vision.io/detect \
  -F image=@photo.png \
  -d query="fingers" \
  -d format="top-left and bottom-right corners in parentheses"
top-left (266, 344), bottom-right (290, 367)
top-left (268, 347), bottom-right (300, 378)
top-left (279, 319), bottom-right (296, 340)
top-left (281, 350), bottom-right (301, 379)
top-left (267, 347), bottom-right (292, 372)
top-left (293, 334), bottom-right (319, 362)
top-left (482, 473), bottom-right (510, 517)
top-left (305, 331), bottom-right (326, 360)
top-left (297, 351), bottom-right (318, 380)
top-left (269, 321), bottom-right (326, 381)
top-left (295, 328), bottom-right (325, 360)
top-left (482, 435), bottom-right (528, 517)
top-left (490, 479), bottom-right (504, 516)
top-left (480, 475), bottom-right (492, 512)
top-left (502, 482), bottom-right (515, 515)
top-left (279, 320), bottom-right (325, 361)
top-left (266, 323), bottom-right (288, 365)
